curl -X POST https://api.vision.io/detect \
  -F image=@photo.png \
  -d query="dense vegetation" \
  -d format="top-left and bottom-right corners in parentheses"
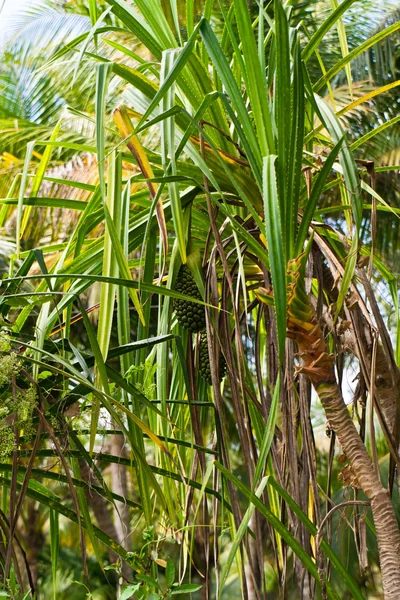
top-left (1, 0), bottom-right (400, 598)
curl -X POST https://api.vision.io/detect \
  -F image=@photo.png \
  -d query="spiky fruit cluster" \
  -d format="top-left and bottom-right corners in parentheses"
top-left (198, 332), bottom-right (226, 385)
top-left (174, 265), bottom-right (206, 332)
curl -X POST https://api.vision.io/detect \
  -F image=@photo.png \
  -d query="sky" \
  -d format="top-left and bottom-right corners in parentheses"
top-left (0, 0), bottom-right (33, 18)
top-left (0, 0), bottom-right (35, 46)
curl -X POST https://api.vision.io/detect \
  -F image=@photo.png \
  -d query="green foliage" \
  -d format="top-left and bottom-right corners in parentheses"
top-left (0, 0), bottom-right (400, 598)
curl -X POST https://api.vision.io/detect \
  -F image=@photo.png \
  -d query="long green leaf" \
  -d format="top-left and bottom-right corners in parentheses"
top-left (313, 20), bottom-right (400, 91)
top-left (267, 476), bottom-right (366, 600)
top-left (49, 509), bottom-right (59, 600)
top-left (161, 49), bottom-right (186, 263)
top-left (315, 95), bottom-right (361, 318)
top-left (295, 136), bottom-right (344, 255)
top-left (218, 477), bottom-right (268, 599)
top-left (214, 462), bottom-right (340, 600)
top-left (233, 0), bottom-right (274, 154)
top-left (199, 19), bottom-right (262, 176)
top-left (274, 0), bottom-right (291, 252)
top-left (263, 156), bottom-right (286, 361)
top-left (287, 38), bottom-right (305, 259)
top-left (253, 373), bottom-right (280, 487)
top-left (350, 115), bottom-right (400, 151)
top-left (96, 62), bottom-right (113, 199)
top-left (16, 141), bottom-right (35, 258)
top-left (302, 0), bottom-right (358, 62)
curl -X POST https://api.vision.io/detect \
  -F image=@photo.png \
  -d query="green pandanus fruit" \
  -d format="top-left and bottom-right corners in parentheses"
top-left (198, 331), bottom-right (226, 385)
top-left (287, 250), bottom-right (400, 599)
top-left (174, 265), bottom-right (206, 333)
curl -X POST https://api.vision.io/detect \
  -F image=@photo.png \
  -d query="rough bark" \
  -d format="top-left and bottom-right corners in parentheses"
top-left (293, 332), bottom-right (400, 597)
top-left (320, 301), bottom-right (400, 488)
top-left (317, 380), bottom-right (400, 598)
top-left (320, 260), bottom-right (400, 450)
top-left (322, 304), bottom-right (398, 434)
top-left (342, 309), bottom-right (398, 439)
top-left (287, 256), bottom-right (400, 599)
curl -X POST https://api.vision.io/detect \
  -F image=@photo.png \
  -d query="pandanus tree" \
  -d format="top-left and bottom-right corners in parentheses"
top-left (1, 0), bottom-right (400, 599)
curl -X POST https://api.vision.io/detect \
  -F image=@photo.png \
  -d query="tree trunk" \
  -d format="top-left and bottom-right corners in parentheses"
top-left (287, 254), bottom-right (400, 599)
top-left (317, 380), bottom-right (400, 599)
top-left (297, 341), bottom-right (400, 598)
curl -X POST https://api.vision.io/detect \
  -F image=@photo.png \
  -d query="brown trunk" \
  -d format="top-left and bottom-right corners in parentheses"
top-left (320, 300), bottom-right (400, 489)
top-left (293, 336), bottom-right (400, 596)
top-left (286, 256), bottom-right (400, 599)
top-left (317, 380), bottom-right (400, 598)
